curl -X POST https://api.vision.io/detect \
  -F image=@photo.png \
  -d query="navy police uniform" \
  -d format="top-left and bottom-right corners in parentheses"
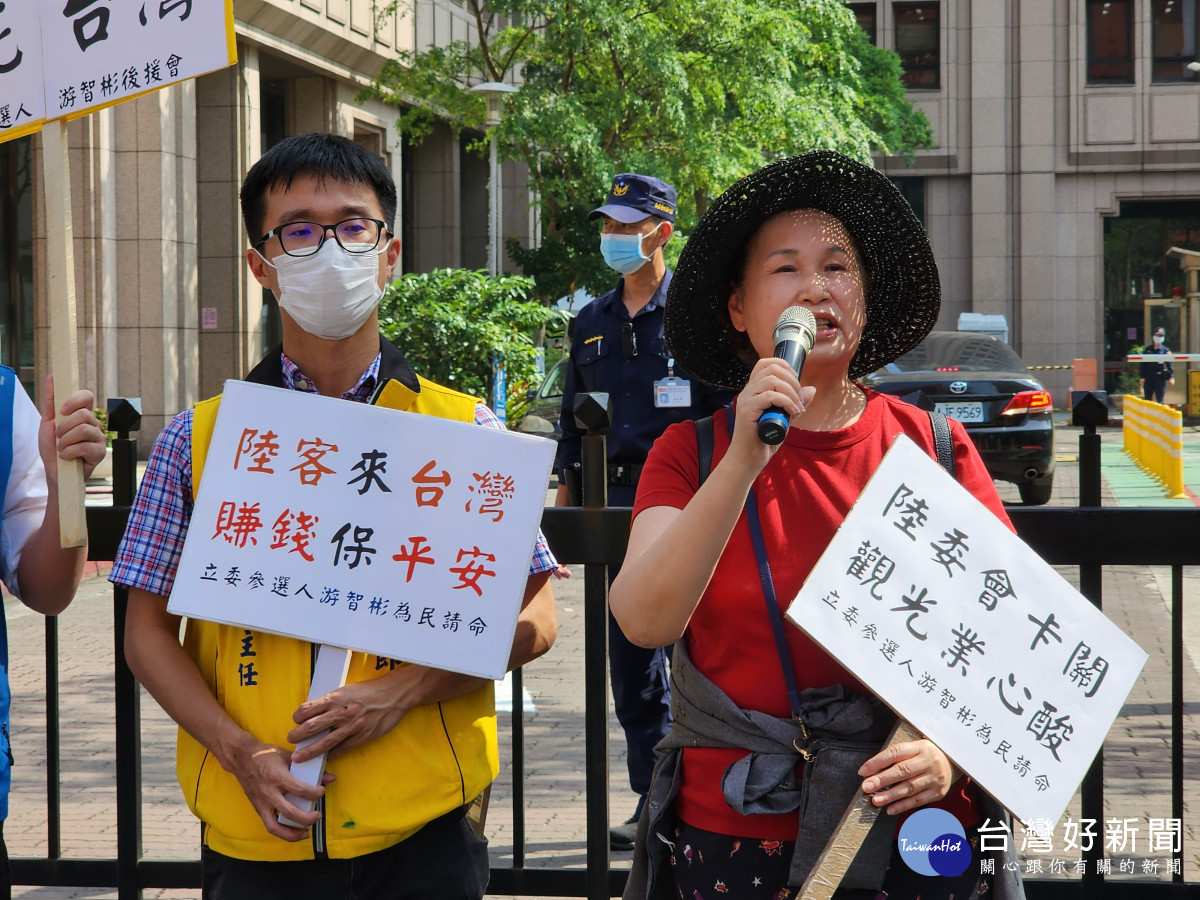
top-left (1140, 339), bottom-right (1173, 403)
top-left (555, 270), bottom-right (732, 805)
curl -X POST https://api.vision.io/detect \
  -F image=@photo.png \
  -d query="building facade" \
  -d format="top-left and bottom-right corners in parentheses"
top-left (855, 0), bottom-right (1200, 403)
top-left (0, 0), bottom-right (535, 441)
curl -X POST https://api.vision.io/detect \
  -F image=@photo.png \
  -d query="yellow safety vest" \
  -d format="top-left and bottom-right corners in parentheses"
top-left (183, 375), bottom-right (494, 861)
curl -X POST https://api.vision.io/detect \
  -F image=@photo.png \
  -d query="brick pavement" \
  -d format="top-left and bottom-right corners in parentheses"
top-left (5, 422), bottom-right (1200, 897)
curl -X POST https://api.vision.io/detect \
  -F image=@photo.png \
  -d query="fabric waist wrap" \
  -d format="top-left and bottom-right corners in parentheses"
top-left (625, 640), bottom-right (895, 896)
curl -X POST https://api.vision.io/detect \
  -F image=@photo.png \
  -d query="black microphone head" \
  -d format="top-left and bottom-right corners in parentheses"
top-left (773, 306), bottom-right (817, 352)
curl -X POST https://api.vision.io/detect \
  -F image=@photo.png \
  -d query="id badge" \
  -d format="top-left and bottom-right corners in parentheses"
top-left (654, 377), bottom-right (692, 408)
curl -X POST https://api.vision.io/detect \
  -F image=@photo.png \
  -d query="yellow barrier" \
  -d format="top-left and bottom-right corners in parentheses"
top-left (1122, 396), bottom-right (1186, 498)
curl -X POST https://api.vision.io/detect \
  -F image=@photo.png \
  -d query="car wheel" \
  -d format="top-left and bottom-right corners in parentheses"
top-left (1019, 478), bottom-right (1053, 506)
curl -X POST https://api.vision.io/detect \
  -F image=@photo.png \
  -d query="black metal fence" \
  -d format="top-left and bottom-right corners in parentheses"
top-left (10, 419), bottom-right (1200, 899)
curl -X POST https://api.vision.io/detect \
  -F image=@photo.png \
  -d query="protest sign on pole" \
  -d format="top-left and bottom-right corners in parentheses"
top-left (786, 434), bottom-right (1147, 896)
top-left (789, 434), bottom-right (1146, 824)
top-left (1, 0), bottom-right (237, 545)
top-left (166, 380), bottom-right (558, 814)
top-left (168, 380), bottom-right (557, 682)
top-left (0, 2), bottom-right (46, 142)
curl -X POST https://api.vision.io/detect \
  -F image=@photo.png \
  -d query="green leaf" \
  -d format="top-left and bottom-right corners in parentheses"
top-left (379, 269), bottom-right (570, 415)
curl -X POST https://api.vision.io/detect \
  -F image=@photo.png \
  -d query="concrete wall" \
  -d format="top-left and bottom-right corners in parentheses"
top-left (873, 0), bottom-right (1200, 405)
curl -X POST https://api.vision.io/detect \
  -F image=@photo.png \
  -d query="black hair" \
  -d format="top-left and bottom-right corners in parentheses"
top-left (239, 133), bottom-right (398, 242)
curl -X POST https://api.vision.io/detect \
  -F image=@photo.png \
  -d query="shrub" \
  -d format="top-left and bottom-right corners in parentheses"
top-left (378, 269), bottom-right (570, 421)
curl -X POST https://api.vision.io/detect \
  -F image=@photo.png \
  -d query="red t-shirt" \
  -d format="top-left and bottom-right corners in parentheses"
top-left (632, 389), bottom-right (1013, 841)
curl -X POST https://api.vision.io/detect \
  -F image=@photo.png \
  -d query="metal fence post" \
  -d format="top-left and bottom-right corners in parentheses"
top-left (572, 392), bottom-right (613, 900)
top-left (1072, 392), bottom-right (1106, 896)
top-left (109, 400), bottom-right (143, 900)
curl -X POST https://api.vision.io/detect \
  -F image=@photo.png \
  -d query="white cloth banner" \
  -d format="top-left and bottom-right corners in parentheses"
top-left (787, 434), bottom-right (1147, 826)
top-left (168, 380), bottom-right (557, 681)
top-left (0, 0), bottom-right (235, 144)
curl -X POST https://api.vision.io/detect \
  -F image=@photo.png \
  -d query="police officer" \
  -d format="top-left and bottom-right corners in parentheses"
top-left (554, 173), bottom-right (732, 850)
top-left (1140, 326), bottom-right (1175, 403)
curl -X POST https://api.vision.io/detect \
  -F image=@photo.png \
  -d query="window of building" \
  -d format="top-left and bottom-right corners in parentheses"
top-left (894, 3), bottom-right (939, 89)
top-left (1087, 0), bottom-right (1135, 83)
top-left (1152, 0), bottom-right (1200, 81)
top-left (0, 136), bottom-right (35, 393)
top-left (849, 3), bottom-right (877, 44)
top-left (400, 135), bottom-right (414, 276)
top-left (891, 176), bottom-right (926, 225)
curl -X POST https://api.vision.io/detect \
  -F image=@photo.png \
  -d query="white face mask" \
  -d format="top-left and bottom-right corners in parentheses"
top-left (257, 240), bottom-right (387, 340)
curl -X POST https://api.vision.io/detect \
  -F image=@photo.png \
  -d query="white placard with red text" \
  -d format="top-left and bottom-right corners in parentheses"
top-left (168, 380), bottom-right (556, 681)
top-left (787, 434), bottom-right (1147, 826)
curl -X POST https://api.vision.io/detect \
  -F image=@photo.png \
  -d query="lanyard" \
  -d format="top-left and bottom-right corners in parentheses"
top-left (726, 411), bottom-right (805, 724)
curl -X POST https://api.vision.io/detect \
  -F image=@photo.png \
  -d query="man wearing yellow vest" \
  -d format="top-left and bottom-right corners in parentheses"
top-left (110, 133), bottom-right (558, 899)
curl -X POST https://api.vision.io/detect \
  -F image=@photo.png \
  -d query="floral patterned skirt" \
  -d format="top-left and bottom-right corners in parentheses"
top-left (667, 816), bottom-right (990, 900)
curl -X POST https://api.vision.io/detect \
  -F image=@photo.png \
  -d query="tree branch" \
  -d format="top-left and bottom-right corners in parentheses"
top-left (630, 0), bottom-right (670, 21)
top-left (500, 25), bottom-right (537, 76)
top-left (468, 0), bottom-right (502, 80)
top-left (607, 35), bottom-right (625, 87)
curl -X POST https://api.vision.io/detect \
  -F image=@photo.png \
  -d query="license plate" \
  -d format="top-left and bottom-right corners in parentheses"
top-left (936, 401), bottom-right (985, 423)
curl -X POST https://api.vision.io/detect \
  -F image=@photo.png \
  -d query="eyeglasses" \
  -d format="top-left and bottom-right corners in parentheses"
top-left (254, 217), bottom-right (389, 258)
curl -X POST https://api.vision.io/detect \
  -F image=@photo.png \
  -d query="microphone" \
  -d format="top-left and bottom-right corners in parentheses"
top-left (756, 306), bottom-right (817, 445)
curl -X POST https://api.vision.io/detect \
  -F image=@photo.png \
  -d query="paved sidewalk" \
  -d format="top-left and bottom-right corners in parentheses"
top-left (4, 424), bottom-right (1199, 897)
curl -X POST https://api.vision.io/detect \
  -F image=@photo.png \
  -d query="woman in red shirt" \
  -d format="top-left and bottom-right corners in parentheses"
top-left (611, 152), bottom-right (1022, 900)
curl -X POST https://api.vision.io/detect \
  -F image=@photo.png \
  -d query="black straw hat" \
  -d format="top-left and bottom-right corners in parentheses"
top-left (665, 151), bottom-right (941, 389)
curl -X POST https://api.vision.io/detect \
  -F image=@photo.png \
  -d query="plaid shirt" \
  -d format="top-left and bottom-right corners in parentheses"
top-left (111, 351), bottom-right (557, 598)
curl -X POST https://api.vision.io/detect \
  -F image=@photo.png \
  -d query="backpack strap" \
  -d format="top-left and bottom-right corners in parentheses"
top-left (929, 410), bottom-right (956, 479)
top-left (696, 415), bottom-right (715, 487)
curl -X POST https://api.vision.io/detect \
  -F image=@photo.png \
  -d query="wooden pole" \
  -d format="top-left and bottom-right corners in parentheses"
top-left (40, 118), bottom-right (87, 549)
top-left (799, 718), bottom-right (923, 899)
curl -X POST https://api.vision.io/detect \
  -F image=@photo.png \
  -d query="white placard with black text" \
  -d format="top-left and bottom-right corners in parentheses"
top-left (1, 0), bottom-right (235, 145)
top-left (787, 434), bottom-right (1147, 826)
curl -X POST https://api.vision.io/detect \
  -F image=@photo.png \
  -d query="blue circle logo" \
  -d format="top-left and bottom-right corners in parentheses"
top-left (897, 808), bottom-right (972, 877)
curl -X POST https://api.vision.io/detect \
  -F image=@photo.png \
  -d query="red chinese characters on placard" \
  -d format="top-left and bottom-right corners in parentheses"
top-left (449, 546), bottom-right (497, 597)
top-left (212, 500), bottom-right (263, 548)
top-left (392, 535), bottom-right (435, 582)
top-left (291, 438), bottom-right (338, 486)
top-left (233, 428), bottom-right (280, 473)
top-left (464, 471), bottom-right (514, 522)
top-left (412, 459), bottom-right (451, 507)
top-left (270, 509), bottom-right (319, 561)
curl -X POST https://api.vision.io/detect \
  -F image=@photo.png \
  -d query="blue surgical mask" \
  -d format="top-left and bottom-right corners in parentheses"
top-left (600, 223), bottom-right (662, 275)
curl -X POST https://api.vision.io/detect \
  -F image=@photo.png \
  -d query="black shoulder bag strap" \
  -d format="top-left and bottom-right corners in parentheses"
top-left (928, 410), bottom-right (956, 479)
top-left (696, 415), bottom-right (715, 486)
